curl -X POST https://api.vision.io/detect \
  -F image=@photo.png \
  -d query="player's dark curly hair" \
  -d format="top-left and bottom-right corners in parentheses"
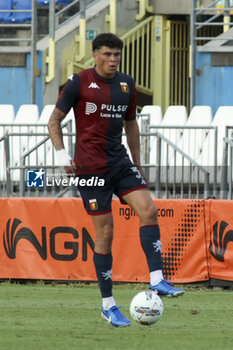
top-left (92, 33), bottom-right (123, 51)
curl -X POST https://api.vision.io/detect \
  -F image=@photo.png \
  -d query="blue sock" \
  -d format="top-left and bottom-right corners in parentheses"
top-left (139, 225), bottom-right (162, 272)
top-left (93, 252), bottom-right (113, 298)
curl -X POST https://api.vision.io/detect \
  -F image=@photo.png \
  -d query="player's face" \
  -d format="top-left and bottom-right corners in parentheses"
top-left (93, 46), bottom-right (121, 79)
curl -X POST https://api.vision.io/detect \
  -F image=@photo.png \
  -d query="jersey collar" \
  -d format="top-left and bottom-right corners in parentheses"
top-left (92, 67), bottom-right (117, 83)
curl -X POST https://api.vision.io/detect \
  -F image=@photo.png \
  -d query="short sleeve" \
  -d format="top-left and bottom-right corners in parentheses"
top-left (56, 74), bottom-right (80, 114)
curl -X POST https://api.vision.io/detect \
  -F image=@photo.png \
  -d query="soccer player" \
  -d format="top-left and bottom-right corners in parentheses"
top-left (48, 33), bottom-right (184, 327)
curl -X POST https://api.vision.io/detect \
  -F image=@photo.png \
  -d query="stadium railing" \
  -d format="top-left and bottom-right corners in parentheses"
top-left (0, 104), bottom-right (230, 199)
top-left (145, 124), bottom-right (216, 199)
top-left (221, 126), bottom-right (233, 199)
top-left (152, 130), bottom-right (210, 199)
top-left (1, 119), bottom-right (74, 197)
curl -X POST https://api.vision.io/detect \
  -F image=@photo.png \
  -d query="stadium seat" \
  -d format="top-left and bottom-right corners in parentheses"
top-left (139, 105), bottom-right (162, 179)
top-left (35, 104), bottom-right (55, 167)
top-left (11, 104), bottom-right (39, 181)
top-left (195, 106), bottom-right (233, 186)
top-left (187, 106), bottom-right (213, 126)
top-left (177, 106), bottom-right (213, 162)
top-left (0, 0), bottom-right (13, 23)
top-left (168, 106), bottom-right (213, 184)
top-left (56, 0), bottom-right (70, 4)
top-left (139, 105), bottom-right (162, 129)
top-left (159, 105), bottom-right (187, 156)
top-left (37, 0), bottom-right (71, 4)
top-left (37, 0), bottom-right (49, 5)
top-left (14, 103), bottom-right (39, 124)
top-left (161, 105), bottom-right (187, 126)
top-left (5, 0), bottom-right (32, 23)
top-left (39, 104), bottom-right (55, 124)
top-left (197, 106), bottom-right (233, 167)
top-left (153, 106), bottom-right (187, 184)
top-left (0, 104), bottom-right (15, 125)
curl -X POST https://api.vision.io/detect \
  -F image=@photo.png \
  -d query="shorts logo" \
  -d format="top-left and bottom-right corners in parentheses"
top-left (89, 199), bottom-right (98, 211)
top-left (85, 102), bottom-right (97, 115)
top-left (130, 166), bottom-right (147, 185)
top-left (26, 169), bottom-right (45, 187)
top-left (120, 82), bottom-right (129, 93)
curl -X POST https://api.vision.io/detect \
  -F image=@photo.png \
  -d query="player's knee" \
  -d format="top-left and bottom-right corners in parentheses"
top-left (100, 222), bottom-right (114, 243)
top-left (139, 202), bottom-right (158, 223)
top-left (147, 203), bottom-right (158, 221)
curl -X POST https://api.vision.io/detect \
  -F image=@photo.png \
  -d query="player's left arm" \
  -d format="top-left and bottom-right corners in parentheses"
top-left (124, 119), bottom-right (148, 184)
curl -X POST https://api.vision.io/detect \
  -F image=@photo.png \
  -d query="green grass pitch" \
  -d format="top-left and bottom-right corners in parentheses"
top-left (0, 282), bottom-right (232, 350)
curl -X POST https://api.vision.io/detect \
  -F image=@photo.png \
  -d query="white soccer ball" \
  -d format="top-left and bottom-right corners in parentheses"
top-left (129, 290), bottom-right (164, 325)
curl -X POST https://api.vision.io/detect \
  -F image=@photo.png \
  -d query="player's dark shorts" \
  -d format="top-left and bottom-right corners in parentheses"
top-left (77, 156), bottom-right (148, 215)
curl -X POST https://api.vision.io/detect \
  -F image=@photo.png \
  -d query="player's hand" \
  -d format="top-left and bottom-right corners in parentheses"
top-left (64, 159), bottom-right (76, 176)
top-left (56, 149), bottom-right (76, 175)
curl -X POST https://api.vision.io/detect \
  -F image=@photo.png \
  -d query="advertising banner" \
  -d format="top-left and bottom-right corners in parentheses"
top-left (0, 198), bottom-right (209, 283)
top-left (207, 200), bottom-right (233, 281)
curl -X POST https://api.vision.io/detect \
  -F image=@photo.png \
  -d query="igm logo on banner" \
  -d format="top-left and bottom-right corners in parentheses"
top-left (3, 218), bottom-right (95, 261)
top-left (27, 169), bottom-right (45, 188)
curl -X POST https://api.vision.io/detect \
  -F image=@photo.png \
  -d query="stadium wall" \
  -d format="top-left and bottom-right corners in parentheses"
top-left (0, 0), bottom-right (138, 114)
top-left (195, 51), bottom-right (233, 116)
top-left (0, 51), bottom-right (43, 113)
top-left (0, 198), bottom-right (232, 285)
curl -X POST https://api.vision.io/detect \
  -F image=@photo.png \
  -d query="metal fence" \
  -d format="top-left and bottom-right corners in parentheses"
top-left (139, 122), bottom-right (218, 199)
top-left (0, 120), bottom-right (74, 197)
top-left (1, 115), bottom-right (231, 199)
top-left (221, 126), bottom-right (233, 199)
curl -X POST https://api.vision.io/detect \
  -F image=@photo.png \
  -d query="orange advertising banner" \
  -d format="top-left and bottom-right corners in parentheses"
top-left (207, 200), bottom-right (233, 281)
top-left (0, 198), bottom-right (209, 283)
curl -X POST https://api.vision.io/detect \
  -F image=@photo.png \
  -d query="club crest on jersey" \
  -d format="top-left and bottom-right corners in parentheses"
top-left (120, 82), bottom-right (129, 93)
top-left (89, 199), bottom-right (98, 211)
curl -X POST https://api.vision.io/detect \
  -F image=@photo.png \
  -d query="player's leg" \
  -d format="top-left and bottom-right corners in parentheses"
top-left (78, 177), bottom-right (130, 326)
top-left (121, 188), bottom-right (184, 297)
top-left (92, 212), bottom-right (114, 306)
top-left (91, 213), bottom-right (131, 327)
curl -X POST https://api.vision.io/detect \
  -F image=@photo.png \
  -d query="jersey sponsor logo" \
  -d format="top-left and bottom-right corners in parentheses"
top-left (100, 104), bottom-right (127, 118)
top-left (68, 74), bottom-right (74, 81)
top-left (85, 102), bottom-right (97, 115)
top-left (85, 102), bottom-right (128, 117)
top-left (101, 104), bottom-right (128, 112)
top-left (120, 82), bottom-right (129, 93)
top-left (88, 82), bottom-right (100, 89)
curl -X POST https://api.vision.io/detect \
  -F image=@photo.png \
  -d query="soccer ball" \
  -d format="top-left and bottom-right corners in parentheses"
top-left (129, 290), bottom-right (164, 325)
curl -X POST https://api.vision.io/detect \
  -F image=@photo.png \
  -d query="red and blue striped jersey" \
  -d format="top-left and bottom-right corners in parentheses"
top-left (56, 68), bottom-right (137, 173)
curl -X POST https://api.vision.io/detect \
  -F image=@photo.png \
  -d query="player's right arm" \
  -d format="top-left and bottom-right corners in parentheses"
top-left (48, 107), bottom-right (76, 174)
top-left (48, 74), bottom-right (80, 174)
top-left (48, 107), bottom-right (66, 151)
